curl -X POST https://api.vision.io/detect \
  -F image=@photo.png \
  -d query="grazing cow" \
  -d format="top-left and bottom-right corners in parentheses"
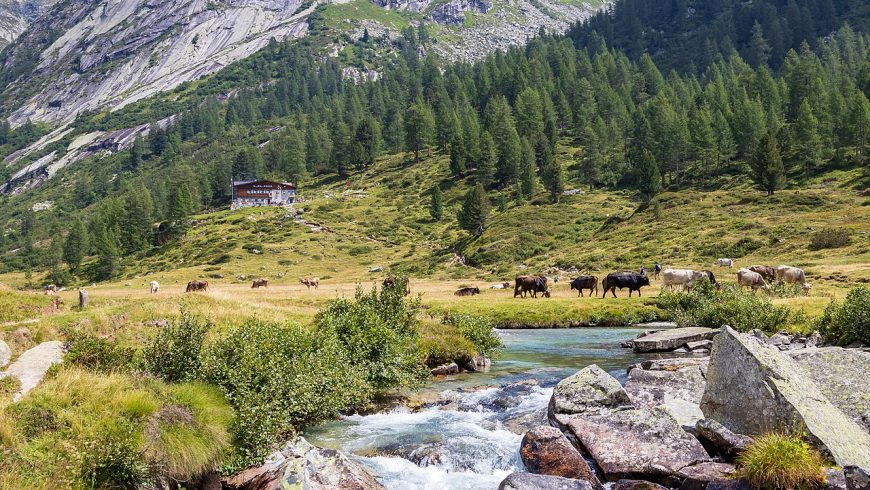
top-left (185, 280), bottom-right (209, 292)
top-left (455, 287), bottom-right (481, 297)
top-left (717, 258), bottom-right (734, 268)
top-left (653, 263), bottom-right (662, 280)
top-left (300, 277), bottom-right (320, 289)
top-left (43, 284), bottom-right (57, 295)
top-left (775, 265), bottom-right (811, 294)
top-left (601, 273), bottom-right (650, 298)
top-left (383, 276), bottom-right (411, 296)
top-left (514, 275), bottom-right (550, 298)
top-left (569, 276), bottom-right (599, 297)
top-left (662, 269), bottom-right (707, 292)
top-left (701, 270), bottom-right (720, 289)
top-left (489, 282), bottom-right (511, 290)
top-left (251, 278), bottom-right (269, 289)
top-left (150, 281), bottom-right (160, 294)
top-left (639, 266), bottom-right (647, 276)
top-left (748, 265), bottom-right (776, 282)
top-left (737, 268), bottom-right (769, 293)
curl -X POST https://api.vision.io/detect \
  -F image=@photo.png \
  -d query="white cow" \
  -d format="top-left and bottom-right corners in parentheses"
top-left (150, 281), bottom-right (160, 294)
top-left (489, 282), bottom-right (511, 290)
top-left (737, 268), bottom-right (769, 293)
top-left (775, 266), bottom-right (811, 294)
top-left (662, 268), bottom-right (707, 292)
top-left (717, 258), bottom-right (734, 268)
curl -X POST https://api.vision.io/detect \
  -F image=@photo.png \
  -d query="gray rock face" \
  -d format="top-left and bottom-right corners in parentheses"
top-left (430, 0), bottom-right (490, 25)
top-left (520, 425), bottom-right (603, 488)
top-left (788, 347), bottom-right (870, 433)
top-left (676, 462), bottom-right (736, 490)
top-left (694, 418), bottom-right (753, 459)
top-left (498, 472), bottom-right (596, 490)
top-left (624, 361), bottom-right (707, 431)
top-left (1, 340), bottom-right (64, 401)
top-left (844, 466), bottom-right (870, 490)
top-left (0, 340), bottom-right (11, 368)
top-left (701, 327), bottom-right (870, 472)
top-left (0, 0), bottom-right (58, 47)
top-left (548, 364), bottom-right (632, 423)
top-left (563, 407), bottom-right (711, 482)
top-left (639, 358), bottom-right (708, 372)
top-left (612, 480), bottom-right (668, 490)
top-left (224, 437), bottom-right (384, 490)
top-left (631, 327), bottom-right (718, 353)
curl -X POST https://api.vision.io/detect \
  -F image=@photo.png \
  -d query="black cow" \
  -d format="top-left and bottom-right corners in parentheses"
top-left (454, 287), bottom-right (481, 297)
top-left (569, 276), bottom-right (598, 297)
top-left (701, 270), bottom-right (720, 289)
top-left (601, 273), bottom-right (650, 298)
top-left (514, 275), bottom-right (550, 298)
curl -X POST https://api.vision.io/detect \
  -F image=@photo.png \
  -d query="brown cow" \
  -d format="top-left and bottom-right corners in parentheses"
top-left (251, 278), bottom-right (269, 288)
top-left (569, 276), bottom-right (598, 297)
top-left (383, 276), bottom-right (411, 296)
top-left (748, 265), bottom-right (776, 282)
top-left (186, 280), bottom-right (209, 292)
top-left (514, 275), bottom-right (550, 298)
top-left (454, 287), bottom-right (481, 297)
top-left (300, 277), bottom-right (320, 289)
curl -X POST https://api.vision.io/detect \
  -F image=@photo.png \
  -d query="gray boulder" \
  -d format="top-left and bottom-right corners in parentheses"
top-left (701, 327), bottom-right (870, 472)
top-left (624, 363), bottom-right (707, 431)
top-left (520, 425), bottom-right (603, 488)
top-left (498, 472), bottom-right (596, 490)
top-left (640, 358), bottom-right (708, 372)
top-left (631, 327), bottom-right (718, 353)
top-left (844, 466), bottom-right (870, 490)
top-left (548, 364), bottom-right (632, 425)
top-left (430, 363), bottom-right (459, 376)
top-left (613, 480), bottom-right (668, 490)
top-left (788, 347), bottom-right (870, 433)
top-left (1, 340), bottom-right (64, 401)
top-left (677, 462), bottom-right (736, 490)
top-left (0, 340), bottom-right (10, 368)
top-left (694, 418), bottom-right (753, 459)
top-left (562, 407), bottom-right (711, 482)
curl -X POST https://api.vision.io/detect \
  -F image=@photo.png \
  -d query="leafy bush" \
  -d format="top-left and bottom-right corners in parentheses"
top-left (808, 228), bottom-right (851, 250)
top-left (736, 432), bottom-right (825, 490)
top-left (316, 285), bottom-right (428, 390)
top-left (417, 321), bottom-right (477, 367)
top-left (64, 331), bottom-right (136, 373)
top-left (0, 369), bottom-right (232, 488)
top-left (816, 286), bottom-right (870, 345)
top-left (141, 313), bottom-right (210, 382)
top-left (444, 313), bottom-right (503, 358)
top-left (199, 321), bottom-right (371, 467)
top-left (658, 279), bottom-right (792, 333)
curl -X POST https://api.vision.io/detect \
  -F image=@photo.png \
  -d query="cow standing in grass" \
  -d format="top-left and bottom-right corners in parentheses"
top-left (186, 280), bottom-right (209, 292)
top-left (300, 278), bottom-right (319, 289)
top-left (569, 276), bottom-right (598, 297)
top-left (775, 265), bottom-right (811, 295)
top-left (717, 258), bottom-right (734, 268)
top-left (601, 273), bottom-right (649, 298)
top-left (150, 281), bottom-right (160, 294)
top-left (514, 276), bottom-right (550, 298)
top-left (737, 268), bottom-right (769, 293)
top-left (251, 279), bottom-right (268, 288)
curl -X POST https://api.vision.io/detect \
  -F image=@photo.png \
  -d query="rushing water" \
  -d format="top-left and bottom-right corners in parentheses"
top-left (306, 328), bottom-right (675, 489)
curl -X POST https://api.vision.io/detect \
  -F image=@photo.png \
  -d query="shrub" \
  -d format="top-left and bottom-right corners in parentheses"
top-left (816, 286), bottom-right (870, 345)
top-left (199, 321), bottom-right (371, 467)
top-left (64, 331), bottom-right (136, 373)
top-left (736, 432), bottom-right (825, 490)
top-left (658, 280), bottom-right (792, 333)
top-left (444, 313), bottom-right (503, 358)
top-left (808, 228), bottom-right (851, 250)
top-left (141, 313), bottom-right (210, 382)
top-left (417, 321), bottom-right (477, 367)
top-left (316, 285), bottom-right (428, 390)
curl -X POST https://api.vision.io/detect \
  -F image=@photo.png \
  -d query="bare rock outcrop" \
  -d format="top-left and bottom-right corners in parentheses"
top-left (630, 327), bottom-right (718, 353)
top-left (519, 425), bottom-right (603, 488)
top-left (0, 340), bottom-right (64, 401)
top-left (498, 472), bottom-right (597, 490)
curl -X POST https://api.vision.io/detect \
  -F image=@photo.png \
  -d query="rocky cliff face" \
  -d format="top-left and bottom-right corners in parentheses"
top-left (0, 0), bottom-right (314, 127)
top-left (0, 0), bottom-right (58, 47)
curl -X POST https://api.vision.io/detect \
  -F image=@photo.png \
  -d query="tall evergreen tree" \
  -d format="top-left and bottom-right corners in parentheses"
top-left (457, 184), bottom-right (490, 236)
top-left (404, 102), bottom-right (435, 163)
top-left (792, 98), bottom-right (823, 178)
top-left (429, 184), bottom-right (443, 221)
top-left (636, 149), bottom-right (662, 203)
top-left (63, 219), bottom-right (89, 272)
top-left (477, 131), bottom-right (497, 187)
top-left (750, 132), bottom-right (786, 195)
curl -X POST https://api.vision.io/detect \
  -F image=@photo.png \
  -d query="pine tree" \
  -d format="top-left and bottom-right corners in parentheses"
top-left (540, 155), bottom-right (564, 203)
top-left (750, 132), bottom-right (786, 195)
top-left (404, 102), bottom-right (435, 163)
top-left (353, 117), bottom-right (382, 170)
top-left (477, 131), bottom-right (497, 187)
top-left (636, 149), bottom-right (662, 203)
top-left (449, 134), bottom-right (467, 178)
top-left (515, 88), bottom-right (544, 138)
top-left (63, 219), bottom-right (89, 272)
top-left (792, 98), bottom-right (823, 179)
top-left (169, 183), bottom-right (194, 235)
top-left (457, 184), bottom-right (490, 236)
top-left (121, 189), bottom-right (154, 253)
top-left (846, 92), bottom-right (870, 165)
top-left (519, 140), bottom-right (537, 199)
top-left (429, 185), bottom-right (443, 221)
top-left (690, 107), bottom-right (716, 177)
top-left (747, 22), bottom-right (771, 68)
top-left (126, 137), bottom-right (145, 172)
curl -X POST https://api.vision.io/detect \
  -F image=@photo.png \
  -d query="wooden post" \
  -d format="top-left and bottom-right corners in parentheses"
top-left (78, 289), bottom-right (88, 309)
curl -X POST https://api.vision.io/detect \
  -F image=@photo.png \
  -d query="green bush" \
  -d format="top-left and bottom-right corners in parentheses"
top-left (141, 313), bottom-right (210, 382)
top-left (417, 321), bottom-right (477, 367)
top-left (816, 286), bottom-right (870, 345)
top-left (658, 279), bottom-right (792, 333)
top-left (736, 432), bottom-right (825, 490)
top-left (445, 313), bottom-right (503, 358)
top-left (64, 331), bottom-right (136, 373)
top-left (316, 285), bottom-right (428, 390)
top-left (199, 321), bottom-right (371, 467)
top-left (808, 228), bottom-right (851, 251)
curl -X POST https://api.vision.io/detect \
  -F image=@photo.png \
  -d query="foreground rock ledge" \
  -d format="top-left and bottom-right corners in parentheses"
top-left (630, 327), bottom-right (718, 353)
top-left (520, 425), bottom-right (603, 489)
top-left (700, 326), bottom-right (870, 472)
top-left (498, 472), bottom-right (597, 490)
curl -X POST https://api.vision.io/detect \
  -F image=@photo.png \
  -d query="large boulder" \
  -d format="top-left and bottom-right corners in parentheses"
top-left (624, 362), bottom-right (707, 430)
top-left (631, 328), bottom-right (718, 353)
top-left (676, 462), bottom-right (736, 490)
top-left (562, 407), bottom-right (710, 482)
top-left (1, 340), bottom-right (64, 401)
top-left (694, 418), bottom-right (753, 459)
top-left (788, 347), bottom-right (870, 433)
top-left (0, 340), bottom-right (10, 368)
top-left (700, 327), bottom-right (870, 472)
top-left (520, 425), bottom-right (603, 489)
top-left (548, 364), bottom-right (632, 425)
top-left (498, 472), bottom-right (596, 490)
top-left (224, 437), bottom-right (384, 490)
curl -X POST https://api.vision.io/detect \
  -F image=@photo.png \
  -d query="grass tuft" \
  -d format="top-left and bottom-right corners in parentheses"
top-left (736, 432), bottom-right (826, 490)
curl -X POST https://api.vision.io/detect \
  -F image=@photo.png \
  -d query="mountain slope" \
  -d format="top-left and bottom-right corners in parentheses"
top-left (0, 0), bottom-right (58, 48)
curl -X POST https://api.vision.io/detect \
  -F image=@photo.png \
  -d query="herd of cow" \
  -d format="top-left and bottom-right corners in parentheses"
top-left (139, 260), bottom-right (811, 299)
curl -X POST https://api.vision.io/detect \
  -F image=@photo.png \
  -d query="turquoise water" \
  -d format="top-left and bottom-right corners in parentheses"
top-left (305, 328), bottom-right (674, 489)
